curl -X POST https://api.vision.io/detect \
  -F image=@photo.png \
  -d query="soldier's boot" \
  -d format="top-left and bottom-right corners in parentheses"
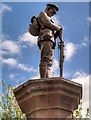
top-left (39, 63), bottom-right (47, 78)
top-left (46, 69), bottom-right (50, 78)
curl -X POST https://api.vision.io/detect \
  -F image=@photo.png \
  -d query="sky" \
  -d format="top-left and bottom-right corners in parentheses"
top-left (2, 0), bottom-right (91, 2)
top-left (1, 1), bottom-right (91, 118)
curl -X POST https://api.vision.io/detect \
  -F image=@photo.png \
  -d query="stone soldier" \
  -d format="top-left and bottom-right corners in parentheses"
top-left (37, 4), bottom-right (63, 78)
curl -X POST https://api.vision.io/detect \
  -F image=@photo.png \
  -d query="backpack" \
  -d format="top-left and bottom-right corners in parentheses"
top-left (29, 16), bottom-right (40, 36)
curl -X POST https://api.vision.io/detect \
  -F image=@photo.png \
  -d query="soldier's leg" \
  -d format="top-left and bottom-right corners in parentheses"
top-left (39, 41), bottom-right (47, 78)
top-left (46, 67), bottom-right (51, 78)
top-left (39, 41), bottom-right (54, 78)
top-left (46, 48), bottom-right (54, 78)
top-left (39, 62), bottom-right (47, 78)
top-left (46, 41), bottom-right (54, 78)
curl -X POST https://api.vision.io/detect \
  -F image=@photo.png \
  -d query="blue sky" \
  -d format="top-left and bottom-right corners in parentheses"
top-left (1, 2), bottom-right (90, 117)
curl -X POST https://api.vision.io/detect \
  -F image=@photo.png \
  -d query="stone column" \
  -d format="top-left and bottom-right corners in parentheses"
top-left (14, 77), bottom-right (82, 119)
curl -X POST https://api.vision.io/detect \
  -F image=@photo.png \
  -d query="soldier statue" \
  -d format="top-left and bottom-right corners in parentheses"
top-left (37, 4), bottom-right (63, 78)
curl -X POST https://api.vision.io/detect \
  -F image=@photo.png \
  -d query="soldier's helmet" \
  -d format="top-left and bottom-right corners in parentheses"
top-left (47, 4), bottom-right (59, 14)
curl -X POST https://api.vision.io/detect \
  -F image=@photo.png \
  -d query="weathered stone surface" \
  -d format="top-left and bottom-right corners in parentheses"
top-left (14, 77), bottom-right (82, 119)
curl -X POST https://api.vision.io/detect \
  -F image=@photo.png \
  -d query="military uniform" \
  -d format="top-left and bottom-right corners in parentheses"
top-left (37, 4), bottom-right (62, 78)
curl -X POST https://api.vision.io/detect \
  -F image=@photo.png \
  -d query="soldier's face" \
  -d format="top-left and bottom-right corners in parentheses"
top-left (47, 9), bottom-right (56, 17)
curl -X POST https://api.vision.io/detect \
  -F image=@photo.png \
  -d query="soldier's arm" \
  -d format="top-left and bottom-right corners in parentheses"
top-left (39, 12), bottom-right (62, 31)
top-left (54, 27), bottom-right (63, 41)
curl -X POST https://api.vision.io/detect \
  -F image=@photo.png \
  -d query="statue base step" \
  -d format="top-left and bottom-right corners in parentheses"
top-left (14, 77), bottom-right (82, 119)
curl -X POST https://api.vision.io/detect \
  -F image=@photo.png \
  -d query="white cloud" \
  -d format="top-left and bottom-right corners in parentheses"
top-left (0, 51), bottom-right (2, 60)
top-left (2, 40), bottom-right (21, 55)
top-left (19, 32), bottom-right (38, 46)
top-left (9, 73), bottom-right (16, 80)
top-left (2, 58), bottom-right (37, 73)
top-left (31, 68), bottom-right (40, 79)
top-left (71, 71), bottom-right (89, 117)
top-left (1, 3), bottom-right (12, 12)
top-left (18, 63), bottom-right (28, 71)
top-left (51, 58), bottom-right (59, 77)
top-left (31, 75), bottom-right (40, 79)
top-left (87, 17), bottom-right (91, 23)
top-left (64, 36), bottom-right (89, 61)
top-left (2, 58), bottom-right (17, 66)
top-left (0, 41), bottom-right (2, 60)
top-left (64, 42), bottom-right (76, 61)
top-left (17, 63), bottom-right (36, 72)
top-left (78, 36), bottom-right (89, 48)
top-left (63, 72), bottom-right (71, 78)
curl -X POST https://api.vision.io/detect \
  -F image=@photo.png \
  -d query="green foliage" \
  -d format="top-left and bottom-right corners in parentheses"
top-left (73, 100), bottom-right (89, 119)
top-left (73, 101), bottom-right (82, 119)
top-left (0, 80), bottom-right (26, 119)
top-left (85, 108), bottom-right (89, 118)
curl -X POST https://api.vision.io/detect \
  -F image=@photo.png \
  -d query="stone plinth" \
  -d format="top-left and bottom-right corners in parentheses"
top-left (14, 77), bottom-right (82, 119)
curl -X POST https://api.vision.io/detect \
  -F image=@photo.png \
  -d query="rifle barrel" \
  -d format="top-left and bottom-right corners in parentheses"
top-left (58, 41), bottom-right (64, 77)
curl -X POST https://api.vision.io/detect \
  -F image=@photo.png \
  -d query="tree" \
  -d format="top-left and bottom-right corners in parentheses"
top-left (73, 100), bottom-right (89, 119)
top-left (0, 80), bottom-right (26, 119)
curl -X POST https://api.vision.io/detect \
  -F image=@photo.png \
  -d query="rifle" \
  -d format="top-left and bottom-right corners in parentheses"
top-left (58, 41), bottom-right (64, 77)
top-left (55, 27), bottom-right (64, 77)
top-left (57, 27), bottom-right (64, 77)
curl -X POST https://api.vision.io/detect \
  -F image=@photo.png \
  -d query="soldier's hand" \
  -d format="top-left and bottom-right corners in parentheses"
top-left (58, 25), bottom-right (63, 30)
top-left (54, 32), bottom-right (59, 39)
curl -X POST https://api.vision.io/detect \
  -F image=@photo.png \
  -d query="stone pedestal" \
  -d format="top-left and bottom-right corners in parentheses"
top-left (14, 77), bottom-right (82, 119)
